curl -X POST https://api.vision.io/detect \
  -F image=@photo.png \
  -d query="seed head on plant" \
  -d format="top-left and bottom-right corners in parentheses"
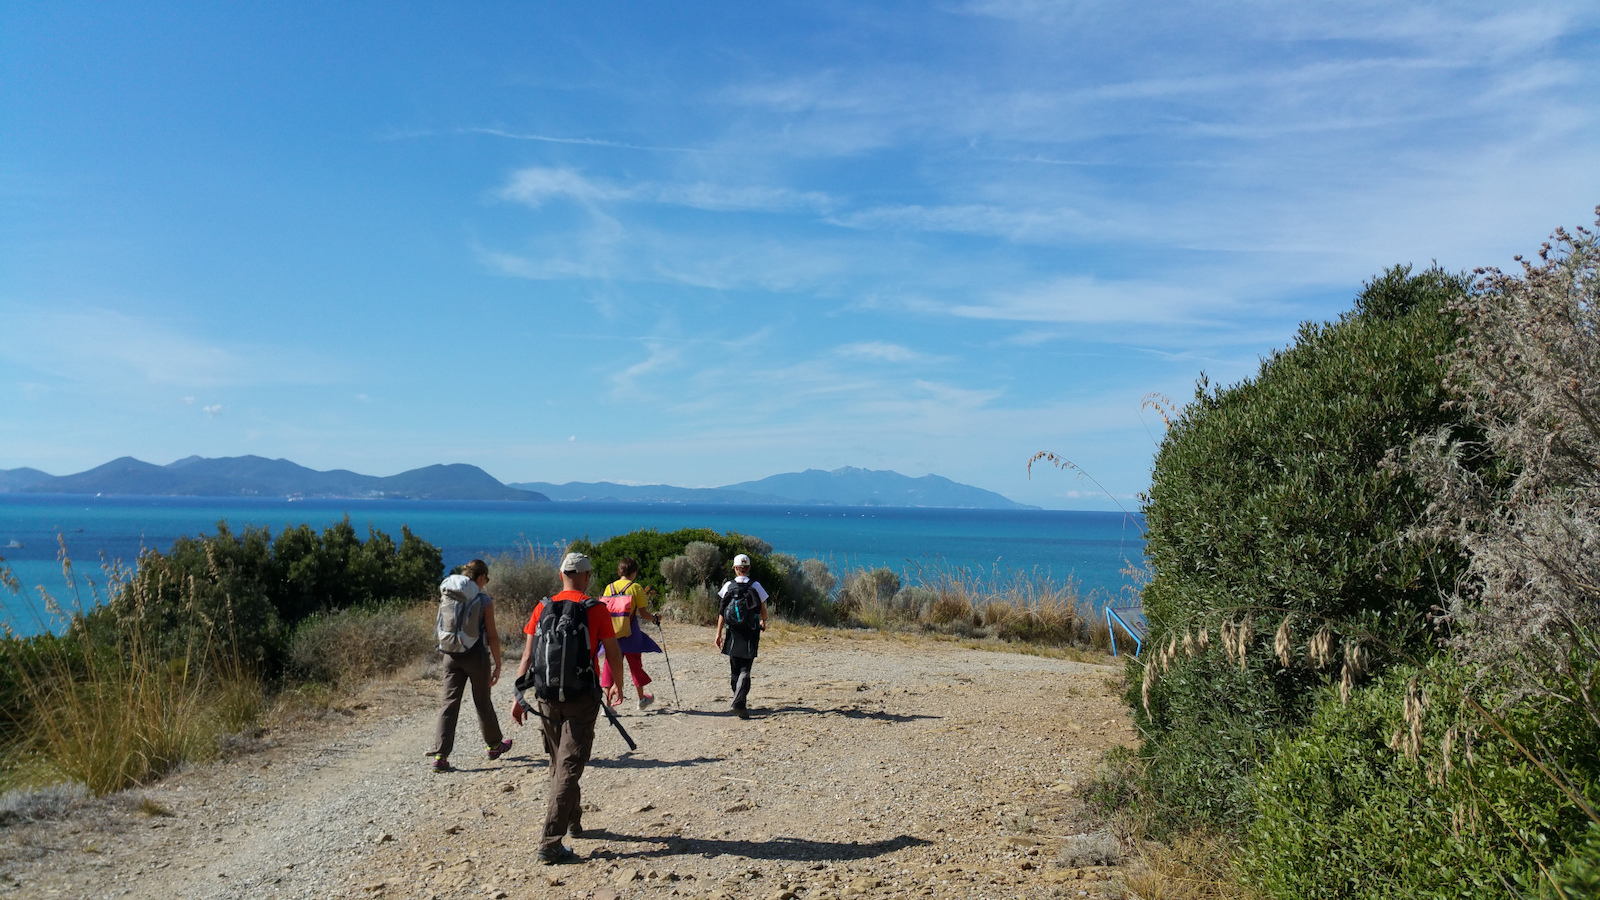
top-left (1236, 617), bottom-right (1253, 672)
top-left (1344, 639), bottom-right (1367, 680)
top-left (1274, 616), bottom-right (1293, 668)
top-left (1308, 625), bottom-right (1335, 669)
top-left (1197, 626), bottom-right (1209, 653)
top-left (1182, 630), bottom-right (1196, 658)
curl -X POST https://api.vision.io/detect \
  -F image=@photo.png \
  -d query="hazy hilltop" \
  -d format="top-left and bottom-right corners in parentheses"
top-left (514, 465), bottom-right (1036, 509)
top-left (723, 466), bottom-right (1038, 509)
top-left (0, 456), bottom-right (549, 502)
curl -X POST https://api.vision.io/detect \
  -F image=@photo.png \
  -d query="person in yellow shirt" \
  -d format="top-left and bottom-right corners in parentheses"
top-left (600, 557), bottom-right (663, 710)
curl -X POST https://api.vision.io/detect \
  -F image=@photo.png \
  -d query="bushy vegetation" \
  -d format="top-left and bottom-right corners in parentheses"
top-left (567, 527), bottom-right (830, 623)
top-left (1135, 264), bottom-right (1471, 828)
top-left (101, 517), bottom-right (441, 674)
top-left (0, 518), bottom-right (444, 795)
top-left (286, 602), bottom-right (435, 685)
top-left (1116, 213), bottom-right (1600, 898)
top-left (1242, 660), bottom-right (1599, 898)
top-left (481, 542), bottom-right (561, 642)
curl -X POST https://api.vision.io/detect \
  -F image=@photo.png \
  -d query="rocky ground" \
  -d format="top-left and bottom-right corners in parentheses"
top-left (0, 625), bottom-right (1140, 899)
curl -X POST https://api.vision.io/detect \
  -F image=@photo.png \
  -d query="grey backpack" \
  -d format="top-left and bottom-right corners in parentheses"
top-left (436, 574), bottom-right (487, 654)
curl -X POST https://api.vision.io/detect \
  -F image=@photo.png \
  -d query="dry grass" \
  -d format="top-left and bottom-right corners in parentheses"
top-left (662, 584), bottom-right (720, 626)
top-left (832, 564), bottom-right (1116, 653)
top-left (1122, 831), bottom-right (1261, 900)
top-left (0, 558), bottom-right (268, 796)
top-left (483, 541), bottom-right (560, 645)
top-left (285, 601), bottom-right (435, 686)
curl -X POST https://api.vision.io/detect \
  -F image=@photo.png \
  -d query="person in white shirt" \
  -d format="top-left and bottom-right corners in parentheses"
top-left (714, 553), bottom-right (768, 720)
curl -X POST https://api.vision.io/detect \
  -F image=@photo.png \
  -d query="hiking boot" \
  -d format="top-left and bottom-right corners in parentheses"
top-left (637, 693), bottom-right (654, 711)
top-left (431, 756), bottom-right (453, 773)
top-left (736, 707), bottom-right (750, 720)
top-left (568, 820), bottom-right (584, 838)
top-left (537, 844), bottom-right (576, 865)
top-left (487, 739), bottom-right (513, 760)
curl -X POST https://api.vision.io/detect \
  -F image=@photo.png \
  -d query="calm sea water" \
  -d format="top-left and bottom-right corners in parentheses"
top-left (0, 494), bottom-right (1145, 634)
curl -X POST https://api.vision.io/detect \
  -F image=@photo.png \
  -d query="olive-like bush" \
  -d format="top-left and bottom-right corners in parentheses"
top-left (1134, 265), bottom-right (1472, 829)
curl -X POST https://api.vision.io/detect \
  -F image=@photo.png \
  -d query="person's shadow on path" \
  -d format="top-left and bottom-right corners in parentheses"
top-left (677, 705), bottom-right (939, 724)
top-left (581, 829), bottom-right (931, 863)
top-left (450, 753), bottom-right (725, 773)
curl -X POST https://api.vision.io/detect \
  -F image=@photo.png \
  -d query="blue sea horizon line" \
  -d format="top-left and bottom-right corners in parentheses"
top-left (1, 494), bottom-right (1146, 636)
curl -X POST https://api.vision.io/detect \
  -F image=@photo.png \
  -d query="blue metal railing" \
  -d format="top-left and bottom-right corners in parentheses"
top-left (1105, 605), bottom-right (1146, 658)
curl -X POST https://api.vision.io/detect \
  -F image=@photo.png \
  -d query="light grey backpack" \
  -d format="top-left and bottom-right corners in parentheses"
top-left (436, 574), bottom-right (487, 654)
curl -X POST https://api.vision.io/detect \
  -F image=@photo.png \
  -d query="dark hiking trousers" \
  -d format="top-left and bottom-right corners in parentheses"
top-left (537, 692), bottom-right (600, 851)
top-left (430, 646), bottom-right (503, 760)
top-left (728, 655), bottom-right (754, 709)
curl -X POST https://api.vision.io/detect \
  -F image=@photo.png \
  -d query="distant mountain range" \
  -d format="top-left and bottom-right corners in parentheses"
top-left (0, 456), bottom-right (549, 502)
top-left (0, 458), bottom-right (1035, 509)
top-left (511, 466), bottom-right (1037, 509)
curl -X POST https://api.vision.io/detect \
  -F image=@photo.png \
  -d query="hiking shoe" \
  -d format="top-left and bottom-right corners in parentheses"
top-left (637, 693), bottom-right (654, 711)
top-left (487, 739), bottom-right (513, 760)
top-left (568, 820), bottom-right (584, 838)
top-left (537, 844), bottom-right (576, 865)
top-left (736, 707), bottom-right (750, 720)
top-left (431, 756), bottom-right (453, 773)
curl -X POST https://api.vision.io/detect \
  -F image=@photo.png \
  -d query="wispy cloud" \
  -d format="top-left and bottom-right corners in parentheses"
top-left (835, 341), bottom-right (939, 363)
top-left (497, 167), bottom-right (836, 214)
top-left (0, 308), bottom-right (343, 388)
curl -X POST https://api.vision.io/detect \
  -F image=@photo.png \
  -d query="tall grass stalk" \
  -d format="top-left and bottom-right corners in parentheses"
top-left (1, 543), bottom-right (262, 795)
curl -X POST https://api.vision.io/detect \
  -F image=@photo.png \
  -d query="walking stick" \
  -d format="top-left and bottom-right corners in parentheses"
top-left (654, 617), bottom-right (681, 706)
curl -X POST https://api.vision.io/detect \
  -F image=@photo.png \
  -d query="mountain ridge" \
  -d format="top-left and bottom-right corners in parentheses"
top-left (0, 456), bottom-right (548, 502)
top-left (512, 465), bottom-right (1036, 509)
top-left (0, 458), bottom-right (1035, 509)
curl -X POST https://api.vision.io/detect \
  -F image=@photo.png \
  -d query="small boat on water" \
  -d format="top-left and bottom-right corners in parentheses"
top-left (4, 540), bottom-right (21, 549)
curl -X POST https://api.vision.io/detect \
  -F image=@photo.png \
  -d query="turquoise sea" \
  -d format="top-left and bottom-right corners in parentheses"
top-left (0, 494), bottom-right (1145, 634)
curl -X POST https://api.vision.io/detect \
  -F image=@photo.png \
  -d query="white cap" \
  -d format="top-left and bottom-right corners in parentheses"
top-left (560, 552), bottom-right (592, 573)
top-left (733, 553), bottom-right (751, 567)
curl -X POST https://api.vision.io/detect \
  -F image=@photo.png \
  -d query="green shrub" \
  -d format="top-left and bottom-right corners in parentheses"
top-left (1135, 265), bottom-right (1472, 828)
top-left (568, 527), bottom-right (818, 618)
top-left (1243, 660), bottom-right (1600, 899)
top-left (94, 518), bottom-right (442, 676)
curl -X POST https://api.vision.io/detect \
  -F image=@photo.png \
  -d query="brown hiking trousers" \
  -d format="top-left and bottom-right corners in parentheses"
top-left (430, 646), bottom-right (504, 760)
top-left (537, 692), bottom-right (599, 850)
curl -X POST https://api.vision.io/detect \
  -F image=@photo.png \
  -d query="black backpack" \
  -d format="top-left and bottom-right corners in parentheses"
top-left (516, 598), bottom-right (600, 703)
top-left (724, 581), bottom-right (762, 635)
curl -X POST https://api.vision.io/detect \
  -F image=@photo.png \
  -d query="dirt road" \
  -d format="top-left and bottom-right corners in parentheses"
top-left (0, 626), bottom-right (1137, 899)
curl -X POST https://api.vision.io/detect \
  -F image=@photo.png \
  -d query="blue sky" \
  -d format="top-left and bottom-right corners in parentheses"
top-left (2, 1), bottom-right (1597, 509)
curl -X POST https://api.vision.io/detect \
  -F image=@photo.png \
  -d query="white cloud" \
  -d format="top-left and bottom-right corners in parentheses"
top-left (202, 404), bottom-right (222, 418)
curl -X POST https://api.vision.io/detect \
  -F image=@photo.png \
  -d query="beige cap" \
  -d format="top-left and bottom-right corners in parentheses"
top-left (560, 551), bottom-right (592, 573)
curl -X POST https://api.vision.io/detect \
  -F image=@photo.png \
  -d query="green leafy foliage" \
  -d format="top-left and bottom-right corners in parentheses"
top-left (1243, 661), bottom-right (1600, 899)
top-left (93, 517), bottom-right (442, 675)
top-left (1134, 265), bottom-right (1472, 828)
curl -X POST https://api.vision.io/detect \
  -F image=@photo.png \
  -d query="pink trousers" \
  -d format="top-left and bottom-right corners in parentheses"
top-left (599, 652), bottom-right (653, 693)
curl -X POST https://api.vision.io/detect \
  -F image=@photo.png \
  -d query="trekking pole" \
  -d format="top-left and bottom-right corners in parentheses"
top-left (652, 615), bottom-right (681, 706)
top-left (515, 690), bottom-right (637, 752)
top-left (599, 700), bottom-right (639, 751)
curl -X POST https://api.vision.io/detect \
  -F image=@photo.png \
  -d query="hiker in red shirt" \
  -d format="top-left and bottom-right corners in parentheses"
top-left (510, 551), bottom-right (624, 864)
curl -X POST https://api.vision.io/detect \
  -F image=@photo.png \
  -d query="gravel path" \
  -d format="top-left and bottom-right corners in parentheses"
top-left (0, 625), bottom-right (1137, 899)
